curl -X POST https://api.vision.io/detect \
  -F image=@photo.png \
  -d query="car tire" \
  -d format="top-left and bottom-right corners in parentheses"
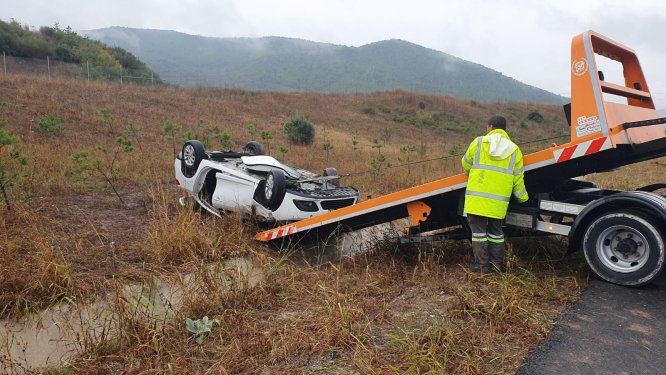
top-left (582, 210), bottom-right (665, 286)
top-left (182, 140), bottom-right (206, 178)
top-left (323, 167), bottom-right (340, 187)
top-left (243, 141), bottom-right (265, 156)
top-left (261, 170), bottom-right (287, 211)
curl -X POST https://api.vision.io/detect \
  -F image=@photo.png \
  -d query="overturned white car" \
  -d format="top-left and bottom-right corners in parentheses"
top-left (175, 140), bottom-right (359, 222)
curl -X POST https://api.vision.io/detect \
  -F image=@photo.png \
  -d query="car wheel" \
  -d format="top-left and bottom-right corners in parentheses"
top-left (323, 167), bottom-right (340, 187)
top-left (182, 140), bottom-right (206, 178)
top-left (582, 210), bottom-right (665, 286)
top-left (243, 141), bottom-right (265, 156)
top-left (262, 170), bottom-right (286, 210)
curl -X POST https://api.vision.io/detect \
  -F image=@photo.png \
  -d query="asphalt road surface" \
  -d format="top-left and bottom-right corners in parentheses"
top-left (518, 273), bottom-right (666, 375)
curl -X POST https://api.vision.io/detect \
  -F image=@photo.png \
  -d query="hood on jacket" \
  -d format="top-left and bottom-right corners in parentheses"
top-left (484, 129), bottom-right (517, 160)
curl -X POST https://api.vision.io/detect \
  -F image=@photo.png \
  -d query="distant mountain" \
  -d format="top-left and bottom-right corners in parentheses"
top-left (84, 27), bottom-right (567, 104)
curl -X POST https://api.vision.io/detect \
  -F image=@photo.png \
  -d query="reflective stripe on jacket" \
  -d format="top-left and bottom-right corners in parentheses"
top-left (461, 129), bottom-right (528, 219)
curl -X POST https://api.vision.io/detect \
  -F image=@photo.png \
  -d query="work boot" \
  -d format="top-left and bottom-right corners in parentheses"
top-left (488, 243), bottom-right (505, 271)
top-left (489, 263), bottom-right (507, 273)
top-left (471, 243), bottom-right (490, 273)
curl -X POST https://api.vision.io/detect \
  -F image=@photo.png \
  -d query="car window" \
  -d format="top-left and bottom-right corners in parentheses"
top-left (277, 163), bottom-right (302, 179)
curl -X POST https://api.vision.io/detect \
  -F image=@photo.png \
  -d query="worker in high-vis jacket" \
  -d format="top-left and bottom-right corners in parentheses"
top-left (461, 115), bottom-right (529, 273)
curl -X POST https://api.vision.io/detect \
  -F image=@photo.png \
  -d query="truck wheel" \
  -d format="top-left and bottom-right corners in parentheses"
top-left (262, 170), bottom-right (286, 211)
top-left (182, 140), bottom-right (206, 178)
top-left (583, 211), bottom-right (665, 286)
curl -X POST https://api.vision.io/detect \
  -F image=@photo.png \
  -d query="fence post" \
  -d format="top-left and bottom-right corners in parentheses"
top-left (2, 51), bottom-right (6, 77)
top-left (120, 66), bottom-right (123, 85)
top-left (151, 72), bottom-right (154, 86)
top-left (86, 60), bottom-right (90, 81)
top-left (47, 56), bottom-right (51, 79)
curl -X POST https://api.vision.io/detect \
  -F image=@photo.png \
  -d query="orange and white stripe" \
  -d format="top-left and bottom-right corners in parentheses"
top-left (553, 136), bottom-right (612, 163)
top-left (261, 225), bottom-right (298, 241)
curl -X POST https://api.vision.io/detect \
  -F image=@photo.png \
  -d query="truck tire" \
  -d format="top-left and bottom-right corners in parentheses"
top-left (582, 210), bottom-right (665, 286)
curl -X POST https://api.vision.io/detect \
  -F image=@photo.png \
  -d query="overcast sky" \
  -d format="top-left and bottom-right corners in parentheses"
top-left (5, 0), bottom-right (666, 107)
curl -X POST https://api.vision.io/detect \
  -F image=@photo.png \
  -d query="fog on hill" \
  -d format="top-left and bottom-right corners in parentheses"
top-left (84, 27), bottom-right (567, 105)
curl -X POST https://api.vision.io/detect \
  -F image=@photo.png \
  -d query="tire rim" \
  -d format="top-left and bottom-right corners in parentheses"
top-left (183, 144), bottom-right (196, 167)
top-left (265, 174), bottom-right (274, 200)
top-left (596, 224), bottom-right (649, 273)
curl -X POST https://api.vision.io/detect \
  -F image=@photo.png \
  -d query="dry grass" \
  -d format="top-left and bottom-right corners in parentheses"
top-left (0, 74), bottom-right (661, 373)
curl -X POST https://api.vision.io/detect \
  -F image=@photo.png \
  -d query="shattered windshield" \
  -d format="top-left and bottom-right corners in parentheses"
top-left (278, 163), bottom-right (302, 179)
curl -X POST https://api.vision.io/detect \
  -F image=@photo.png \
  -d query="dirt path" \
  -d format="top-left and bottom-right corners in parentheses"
top-left (518, 273), bottom-right (666, 374)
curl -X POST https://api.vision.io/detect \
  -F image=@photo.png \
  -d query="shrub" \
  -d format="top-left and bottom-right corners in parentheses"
top-left (0, 129), bottom-right (28, 210)
top-left (362, 107), bottom-right (376, 116)
top-left (98, 108), bottom-right (114, 133)
top-left (283, 115), bottom-right (315, 145)
top-left (38, 115), bottom-right (64, 138)
top-left (527, 110), bottom-right (544, 123)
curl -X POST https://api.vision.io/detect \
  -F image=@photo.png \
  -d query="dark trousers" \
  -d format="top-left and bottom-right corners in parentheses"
top-left (467, 213), bottom-right (505, 270)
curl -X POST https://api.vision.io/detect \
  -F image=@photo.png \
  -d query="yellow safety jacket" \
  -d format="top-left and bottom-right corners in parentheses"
top-left (461, 129), bottom-right (528, 219)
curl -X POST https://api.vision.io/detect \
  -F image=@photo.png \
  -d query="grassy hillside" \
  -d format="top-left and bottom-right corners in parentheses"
top-left (84, 27), bottom-right (567, 104)
top-left (2, 75), bottom-right (664, 373)
top-left (0, 20), bottom-right (162, 84)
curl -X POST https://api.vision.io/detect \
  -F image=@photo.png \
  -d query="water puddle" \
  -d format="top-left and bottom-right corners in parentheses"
top-left (0, 257), bottom-right (263, 373)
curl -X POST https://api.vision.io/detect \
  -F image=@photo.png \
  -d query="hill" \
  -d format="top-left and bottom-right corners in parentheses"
top-left (83, 27), bottom-right (567, 104)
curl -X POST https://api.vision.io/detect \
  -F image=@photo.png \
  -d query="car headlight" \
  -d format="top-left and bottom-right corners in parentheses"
top-left (293, 200), bottom-right (319, 212)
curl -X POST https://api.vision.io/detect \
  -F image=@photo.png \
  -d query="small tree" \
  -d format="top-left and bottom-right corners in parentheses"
top-left (0, 130), bottom-right (28, 210)
top-left (124, 122), bottom-right (143, 151)
top-left (277, 145), bottom-right (289, 162)
top-left (399, 145), bottom-right (417, 175)
top-left (381, 128), bottom-right (393, 145)
top-left (218, 131), bottom-right (234, 150)
top-left (260, 131), bottom-right (273, 153)
top-left (371, 138), bottom-right (383, 155)
top-left (322, 142), bottom-right (333, 162)
top-left (246, 121), bottom-right (258, 137)
top-left (283, 115), bottom-right (315, 145)
top-left (205, 126), bottom-right (234, 150)
top-left (370, 154), bottom-right (387, 176)
top-left (71, 135), bottom-right (134, 205)
top-left (162, 120), bottom-right (182, 159)
top-left (38, 115), bottom-right (64, 138)
top-left (98, 108), bottom-right (115, 134)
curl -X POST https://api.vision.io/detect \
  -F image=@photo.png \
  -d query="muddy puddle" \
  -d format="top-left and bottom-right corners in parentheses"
top-left (0, 258), bottom-right (263, 373)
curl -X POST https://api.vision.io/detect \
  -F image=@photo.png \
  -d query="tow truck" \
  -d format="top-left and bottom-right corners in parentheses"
top-left (256, 31), bottom-right (666, 287)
